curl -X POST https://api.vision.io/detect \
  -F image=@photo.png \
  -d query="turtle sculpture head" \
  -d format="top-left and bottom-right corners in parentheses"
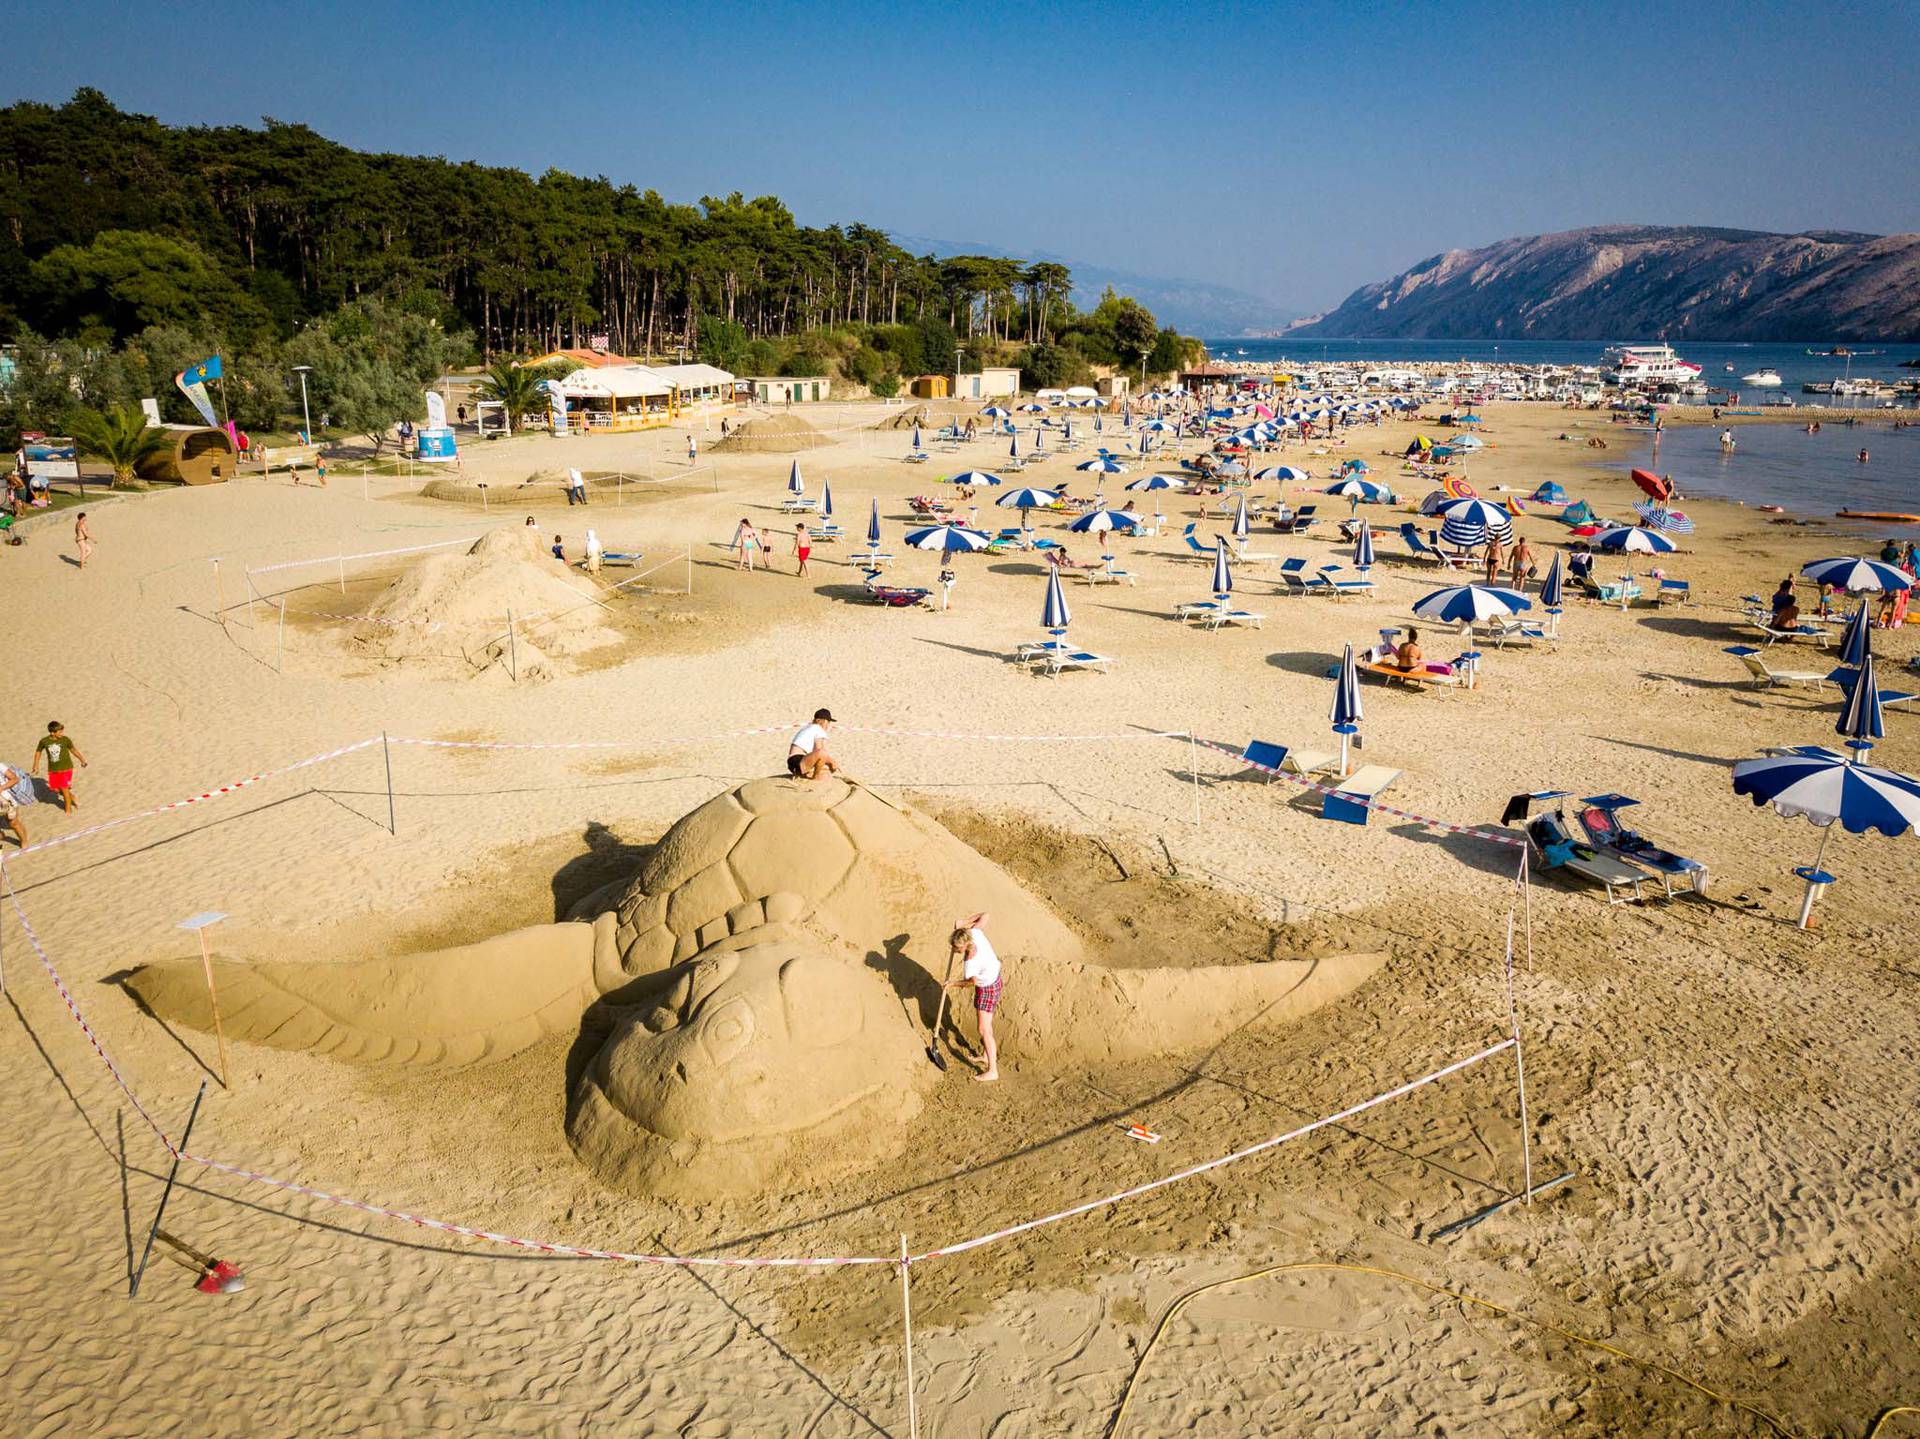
top-left (568, 924), bottom-right (934, 1200)
top-left (127, 777), bottom-right (1386, 1202)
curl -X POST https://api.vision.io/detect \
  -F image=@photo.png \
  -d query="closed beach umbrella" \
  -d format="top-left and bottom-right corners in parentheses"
top-left (1801, 556), bottom-right (1915, 594)
top-left (1231, 492), bottom-right (1252, 540)
top-left (996, 485), bottom-right (1059, 528)
top-left (1539, 551), bottom-right (1565, 635)
top-left (911, 425), bottom-right (923, 452)
top-left (1040, 566), bottom-right (1072, 635)
top-left (1211, 538), bottom-right (1234, 599)
top-left (1008, 433), bottom-right (1020, 460)
top-left (1353, 520), bottom-right (1375, 572)
top-left (1594, 525), bottom-right (1678, 554)
top-left (905, 523), bottom-right (991, 553)
top-left (821, 481), bottom-right (834, 519)
top-left (1836, 647), bottom-right (1886, 753)
top-left (1330, 642), bottom-right (1364, 776)
top-left (1731, 739), bottom-right (1920, 928)
top-left (1836, 601), bottom-right (1872, 669)
top-left (787, 460), bottom-right (805, 496)
top-left (1412, 583), bottom-right (1531, 624)
top-left (866, 497), bottom-right (882, 549)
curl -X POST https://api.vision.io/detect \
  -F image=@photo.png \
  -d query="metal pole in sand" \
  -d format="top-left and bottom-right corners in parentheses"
top-left (1502, 909), bottom-right (1535, 1204)
top-left (898, 1234), bottom-right (920, 1439)
top-left (381, 731), bottom-right (397, 835)
top-left (130, 1080), bottom-right (207, 1298)
top-left (211, 558), bottom-right (228, 631)
top-left (178, 913), bottom-right (231, 1089)
top-left (277, 601), bottom-right (286, 674)
top-left (1189, 726), bottom-right (1201, 824)
top-left (244, 569), bottom-right (258, 632)
top-left (338, 547), bottom-right (347, 596)
top-left (507, 609), bottom-right (518, 681)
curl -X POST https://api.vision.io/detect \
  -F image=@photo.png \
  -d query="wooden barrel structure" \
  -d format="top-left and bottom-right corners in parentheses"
top-left (137, 426), bottom-right (236, 485)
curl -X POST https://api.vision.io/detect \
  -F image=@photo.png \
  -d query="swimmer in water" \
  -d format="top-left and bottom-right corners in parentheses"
top-left (1859, 449), bottom-right (1870, 464)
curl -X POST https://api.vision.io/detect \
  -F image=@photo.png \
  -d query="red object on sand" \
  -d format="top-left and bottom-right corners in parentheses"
top-left (196, 1260), bottom-right (246, 1294)
top-left (1631, 468), bottom-right (1672, 502)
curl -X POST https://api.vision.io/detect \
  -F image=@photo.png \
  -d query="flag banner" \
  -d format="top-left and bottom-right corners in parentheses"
top-left (175, 356), bottom-right (222, 429)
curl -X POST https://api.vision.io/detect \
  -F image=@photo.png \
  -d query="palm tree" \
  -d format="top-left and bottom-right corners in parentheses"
top-left (70, 406), bottom-right (170, 489)
top-left (475, 358), bottom-right (548, 435)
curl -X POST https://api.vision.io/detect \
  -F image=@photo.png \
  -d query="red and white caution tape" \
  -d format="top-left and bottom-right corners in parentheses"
top-left (8, 737), bottom-right (383, 860)
top-left (245, 535), bottom-right (481, 577)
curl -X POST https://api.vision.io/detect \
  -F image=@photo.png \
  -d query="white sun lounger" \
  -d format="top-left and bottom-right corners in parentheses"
top-left (1321, 765), bottom-right (1402, 825)
top-left (1730, 649), bottom-right (1827, 689)
top-left (1240, 739), bottom-right (1339, 780)
top-left (1036, 648), bottom-right (1115, 676)
top-left (1200, 608), bottom-right (1266, 630)
top-left (1525, 813), bottom-right (1649, 904)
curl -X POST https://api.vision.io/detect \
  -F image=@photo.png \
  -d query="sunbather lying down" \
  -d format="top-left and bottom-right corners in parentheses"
top-left (1046, 548), bottom-right (1090, 570)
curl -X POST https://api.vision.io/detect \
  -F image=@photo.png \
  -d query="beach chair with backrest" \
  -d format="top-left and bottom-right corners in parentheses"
top-left (1199, 605), bottom-right (1266, 630)
top-left (862, 570), bottom-right (930, 608)
top-left (1179, 525), bottom-right (1214, 561)
top-left (1037, 648), bottom-right (1115, 677)
top-left (1309, 565), bottom-right (1373, 599)
top-left (1656, 578), bottom-right (1691, 606)
top-left (1524, 811), bottom-right (1649, 904)
top-left (1321, 765), bottom-right (1402, 825)
top-left (1424, 529), bottom-right (1476, 570)
top-left (1240, 740), bottom-right (1338, 781)
top-left (1725, 646), bottom-right (1827, 690)
top-left (1575, 796), bottom-right (1709, 897)
top-left (1397, 522), bottom-right (1446, 565)
top-left (1486, 615), bottom-right (1548, 648)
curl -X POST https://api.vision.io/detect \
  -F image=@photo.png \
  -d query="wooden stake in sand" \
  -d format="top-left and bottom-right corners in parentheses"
top-left (506, 609), bottom-right (518, 681)
top-left (276, 600), bottom-right (286, 673)
top-left (130, 1080), bottom-right (207, 1299)
top-left (177, 912), bottom-right (231, 1088)
top-left (1189, 726), bottom-right (1201, 823)
top-left (211, 558), bottom-right (227, 631)
top-left (381, 731), bottom-right (396, 835)
top-left (898, 1234), bottom-right (920, 1439)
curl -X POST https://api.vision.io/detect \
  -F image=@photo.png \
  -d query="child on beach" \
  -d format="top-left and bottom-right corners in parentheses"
top-left (32, 722), bottom-right (87, 813)
top-left (794, 522), bottom-right (812, 577)
top-left (786, 709), bottom-right (839, 780)
top-left (938, 566), bottom-right (956, 611)
top-left (944, 913), bottom-right (1001, 1082)
top-left (73, 511), bottom-right (94, 568)
top-left (0, 761), bottom-right (31, 847)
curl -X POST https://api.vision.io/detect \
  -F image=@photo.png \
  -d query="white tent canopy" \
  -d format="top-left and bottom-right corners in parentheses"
top-left (555, 364), bottom-right (674, 400)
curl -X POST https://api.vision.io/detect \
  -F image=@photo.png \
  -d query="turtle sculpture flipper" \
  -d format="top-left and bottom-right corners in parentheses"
top-left (127, 922), bottom-right (602, 1068)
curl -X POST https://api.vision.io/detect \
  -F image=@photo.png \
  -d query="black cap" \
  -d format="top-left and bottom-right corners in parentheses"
top-left (814, 708), bottom-right (835, 722)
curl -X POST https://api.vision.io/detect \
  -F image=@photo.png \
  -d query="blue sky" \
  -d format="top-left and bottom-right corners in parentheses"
top-left (6, 0), bottom-right (1918, 314)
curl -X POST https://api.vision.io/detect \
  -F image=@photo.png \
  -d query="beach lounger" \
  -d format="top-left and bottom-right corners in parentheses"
top-left (1824, 667), bottom-right (1918, 713)
top-left (1036, 648), bottom-right (1115, 677)
top-left (903, 450), bottom-right (930, 464)
top-left (1575, 796), bottom-right (1708, 897)
top-left (1397, 523), bottom-right (1448, 565)
top-left (1726, 647), bottom-right (1827, 689)
top-left (1240, 740), bottom-right (1338, 780)
top-left (1080, 564), bottom-right (1135, 586)
top-left (1233, 543), bottom-right (1280, 564)
top-left (1199, 607), bottom-right (1266, 630)
top-left (1174, 600), bottom-right (1225, 621)
top-left (862, 571), bottom-right (930, 607)
top-left (1747, 620), bottom-right (1824, 645)
top-left (1357, 660), bottom-right (1465, 691)
top-left (1310, 566), bottom-right (1372, 598)
top-left (1424, 530), bottom-right (1478, 571)
top-left (1524, 812), bottom-right (1649, 904)
top-left (1585, 576), bottom-right (1643, 605)
top-left (1485, 616), bottom-right (1547, 648)
top-left (1656, 578), bottom-right (1691, 606)
top-left (1321, 765), bottom-right (1402, 825)
top-left (813, 523), bottom-right (843, 543)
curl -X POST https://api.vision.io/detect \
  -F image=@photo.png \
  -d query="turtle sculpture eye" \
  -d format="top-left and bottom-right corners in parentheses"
top-left (698, 996), bottom-right (756, 1066)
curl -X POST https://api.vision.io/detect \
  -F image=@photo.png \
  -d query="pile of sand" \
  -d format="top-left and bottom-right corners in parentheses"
top-left (711, 413), bottom-right (831, 453)
top-left (352, 527), bottom-right (622, 678)
top-left (872, 401), bottom-right (984, 431)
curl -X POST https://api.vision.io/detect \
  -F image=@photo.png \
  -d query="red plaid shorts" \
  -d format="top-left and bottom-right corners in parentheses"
top-left (974, 979), bottom-right (1003, 1013)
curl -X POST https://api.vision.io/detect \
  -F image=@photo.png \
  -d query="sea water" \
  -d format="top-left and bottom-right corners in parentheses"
top-left (1622, 422), bottom-right (1920, 534)
top-left (1208, 338), bottom-right (1920, 407)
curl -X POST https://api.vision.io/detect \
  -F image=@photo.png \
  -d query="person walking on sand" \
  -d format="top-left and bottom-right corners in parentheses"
top-left (1483, 534), bottom-right (1505, 586)
top-left (793, 521), bottom-right (812, 577)
top-left (1508, 535), bottom-right (1535, 591)
top-left (584, 528), bottom-right (604, 576)
top-left (938, 565), bottom-right (957, 612)
top-left (944, 912), bottom-right (1001, 1082)
top-left (733, 517), bottom-right (757, 571)
top-left (787, 709), bottom-right (839, 780)
top-left (73, 511), bottom-right (94, 569)
top-left (687, 433), bottom-right (698, 466)
top-left (32, 721), bottom-right (87, 813)
top-left (0, 761), bottom-right (31, 848)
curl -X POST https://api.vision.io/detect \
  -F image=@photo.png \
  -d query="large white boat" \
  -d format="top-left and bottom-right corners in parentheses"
top-left (1609, 345), bottom-right (1704, 386)
top-left (1741, 368), bottom-right (1783, 386)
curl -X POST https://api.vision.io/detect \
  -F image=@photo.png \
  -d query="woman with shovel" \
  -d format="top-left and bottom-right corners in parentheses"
top-left (941, 912), bottom-right (1001, 1083)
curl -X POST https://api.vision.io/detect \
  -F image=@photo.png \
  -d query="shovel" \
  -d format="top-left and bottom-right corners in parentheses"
top-left (924, 949), bottom-right (956, 1071)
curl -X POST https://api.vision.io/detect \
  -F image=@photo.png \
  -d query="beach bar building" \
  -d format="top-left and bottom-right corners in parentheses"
top-left (747, 377), bottom-right (832, 404)
top-left (552, 364), bottom-right (675, 431)
top-left (649, 363), bottom-right (737, 411)
top-left (952, 367), bottom-right (1020, 401)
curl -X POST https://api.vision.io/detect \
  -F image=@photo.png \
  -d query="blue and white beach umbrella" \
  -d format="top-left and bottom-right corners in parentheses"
top-left (1539, 551), bottom-right (1564, 633)
top-left (1836, 649), bottom-right (1886, 754)
top-left (948, 469), bottom-right (1003, 488)
top-left (1211, 538), bottom-right (1234, 599)
top-left (1801, 556), bottom-right (1916, 594)
top-left (1353, 520), bottom-right (1375, 571)
top-left (1125, 474), bottom-right (1186, 492)
top-left (1436, 498), bottom-right (1514, 548)
top-left (1018, 401), bottom-right (1048, 414)
top-left (1731, 736), bottom-right (1920, 927)
top-left (1412, 584), bottom-right (1532, 624)
top-left (787, 460), bottom-right (805, 496)
top-left (1008, 433), bottom-right (1020, 460)
top-left (1595, 525), bottom-right (1678, 554)
top-left (997, 486), bottom-right (1059, 527)
top-left (1330, 642), bottom-right (1364, 775)
top-left (1633, 500), bottom-right (1695, 533)
top-left (866, 497), bottom-right (882, 549)
top-left (1255, 465), bottom-right (1310, 483)
top-left (1040, 566), bottom-right (1072, 634)
top-left (981, 405), bottom-right (1011, 420)
top-left (904, 523), bottom-right (992, 553)
top-left (1068, 507), bottom-right (1143, 537)
top-left (1324, 477), bottom-right (1391, 502)
top-left (821, 481), bottom-right (834, 518)
top-left (1077, 456), bottom-right (1127, 474)
top-left (1231, 492), bottom-right (1251, 540)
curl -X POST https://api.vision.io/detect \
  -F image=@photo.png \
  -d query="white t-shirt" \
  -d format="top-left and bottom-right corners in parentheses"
top-left (961, 928), bottom-right (1000, 987)
top-left (790, 723), bottom-right (828, 756)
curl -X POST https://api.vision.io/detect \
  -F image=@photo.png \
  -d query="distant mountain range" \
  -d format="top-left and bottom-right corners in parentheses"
top-left (1289, 225), bottom-right (1920, 342)
top-left (889, 232), bottom-right (1300, 339)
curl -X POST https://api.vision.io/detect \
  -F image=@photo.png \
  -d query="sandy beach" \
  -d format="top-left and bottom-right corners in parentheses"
top-left (3, 398), bottom-right (1917, 1437)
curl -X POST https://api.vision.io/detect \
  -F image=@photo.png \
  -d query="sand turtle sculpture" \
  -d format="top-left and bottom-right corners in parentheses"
top-left (131, 779), bottom-right (1383, 1199)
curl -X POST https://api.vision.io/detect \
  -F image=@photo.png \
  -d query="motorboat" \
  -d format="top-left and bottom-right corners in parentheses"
top-left (1740, 369), bottom-right (1783, 386)
top-left (1608, 345), bottom-right (1703, 387)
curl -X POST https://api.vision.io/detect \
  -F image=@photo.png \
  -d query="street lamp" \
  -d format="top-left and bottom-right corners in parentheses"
top-left (292, 365), bottom-right (314, 443)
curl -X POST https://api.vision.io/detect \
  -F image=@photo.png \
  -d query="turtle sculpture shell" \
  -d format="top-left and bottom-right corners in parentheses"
top-left (129, 779), bottom-right (1385, 1201)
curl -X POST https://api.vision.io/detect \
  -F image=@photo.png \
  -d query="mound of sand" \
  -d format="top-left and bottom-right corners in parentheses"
top-left (711, 413), bottom-right (831, 453)
top-left (872, 401), bottom-right (984, 431)
top-left (353, 527), bottom-right (622, 677)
